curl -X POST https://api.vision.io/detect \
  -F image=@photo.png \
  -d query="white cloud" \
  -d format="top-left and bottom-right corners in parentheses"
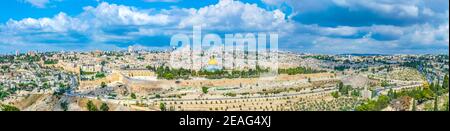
top-left (332, 0), bottom-right (420, 18)
top-left (2, 1), bottom-right (295, 50)
top-left (294, 23), bottom-right (364, 38)
top-left (4, 12), bottom-right (84, 32)
top-left (178, 0), bottom-right (293, 31)
top-left (1, 0), bottom-right (448, 54)
top-left (261, 0), bottom-right (332, 18)
top-left (24, 0), bottom-right (50, 8)
top-left (5, 2), bottom-right (174, 33)
top-left (319, 26), bottom-right (358, 37)
top-left (144, 0), bottom-right (180, 3)
top-left (80, 2), bottom-right (171, 26)
top-left (285, 22), bottom-right (449, 54)
top-left (407, 24), bottom-right (449, 45)
top-left (4, 2), bottom-right (173, 33)
top-left (422, 8), bottom-right (435, 16)
top-left (128, 28), bottom-right (157, 36)
top-left (261, 0), bottom-right (285, 6)
top-left (366, 25), bottom-right (404, 39)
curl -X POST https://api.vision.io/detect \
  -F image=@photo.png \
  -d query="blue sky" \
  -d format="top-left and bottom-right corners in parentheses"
top-left (0, 0), bottom-right (448, 54)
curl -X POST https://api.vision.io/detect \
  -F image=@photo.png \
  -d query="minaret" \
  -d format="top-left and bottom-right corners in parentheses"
top-left (128, 46), bottom-right (134, 53)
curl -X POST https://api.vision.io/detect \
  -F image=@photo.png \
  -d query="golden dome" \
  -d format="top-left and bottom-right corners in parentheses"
top-left (208, 58), bottom-right (218, 65)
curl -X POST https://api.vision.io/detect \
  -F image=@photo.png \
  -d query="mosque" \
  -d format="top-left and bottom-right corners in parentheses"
top-left (204, 56), bottom-right (222, 71)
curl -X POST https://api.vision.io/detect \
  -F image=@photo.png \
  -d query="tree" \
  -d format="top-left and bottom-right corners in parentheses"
top-left (100, 103), bottom-right (109, 111)
top-left (130, 93), bottom-right (137, 99)
top-left (356, 95), bottom-right (391, 111)
top-left (433, 96), bottom-right (438, 111)
top-left (101, 82), bottom-right (107, 88)
top-left (381, 80), bottom-right (390, 87)
top-left (443, 74), bottom-right (449, 90)
top-left (54, 84), bottom-right (68, 96)
top-left (387, 89), bottom-right (397, 99)
top-left (95, 72), bottom-right (106, 78)
top-left (100, 61), bottom-right (107, 66)
top-left (423, 82), bottom-right (430, 89)
top-left (424, 103), bottom-right (434, 111)
top-left (416, 88), bottom-right (435, 103)
top-left (412, 99), bottom-right (417, 111)
top-left (0, 90), bottom-right (10, 100)
top-left (0, 104), bottom-right (20, 111)
top-left (60, 101), bottom-right (69, 111)
top-left (351, 89), bottom-right (360, 97)
top-left (355, 100), bottom-right (374, 111)
top-left (338, 84), bottom-right (352, 96)
top-left (445, 100), bottom-right (449, 111)
top-left (86, 100), bottom-right (98, 111)
top-left (430, 80), bottom-right (442, 95)
top-left (376, 95), bottom-right (390, 110)
top-left (163, 72), bottom-right (175, 80)
top-left (160, 102), bottom-right (166, 111)
top-left (202, 87), bottom-right (209, 94)
top-left (331, 91), bottom-right (340, 98)
top-left (338, 81), bottom-right (344, 90)
top-left (429, 82), bottom-right (435, 92)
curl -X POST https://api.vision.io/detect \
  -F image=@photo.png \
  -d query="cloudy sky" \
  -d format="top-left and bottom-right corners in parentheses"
top-left (0, 0), bottom-right (448, 54)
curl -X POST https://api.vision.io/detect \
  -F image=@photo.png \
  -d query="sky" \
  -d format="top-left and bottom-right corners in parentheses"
top-left (0, 0), bottom-right (448, 54)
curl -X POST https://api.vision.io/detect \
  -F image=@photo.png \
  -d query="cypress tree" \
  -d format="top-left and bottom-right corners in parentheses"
top-left (443, 74), bottom-right (448, 90)
top-left (433, 96), bottom-right (438, 111)
top-left (445, 101), bottom-right (449, 111)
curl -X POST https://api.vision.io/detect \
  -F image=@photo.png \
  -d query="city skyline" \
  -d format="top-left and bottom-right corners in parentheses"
top-left (0, 0), bottom-right (449, 54)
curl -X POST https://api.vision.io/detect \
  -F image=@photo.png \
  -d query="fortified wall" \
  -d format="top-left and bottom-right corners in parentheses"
top-left (78, 70), bottom-right (163, 93)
